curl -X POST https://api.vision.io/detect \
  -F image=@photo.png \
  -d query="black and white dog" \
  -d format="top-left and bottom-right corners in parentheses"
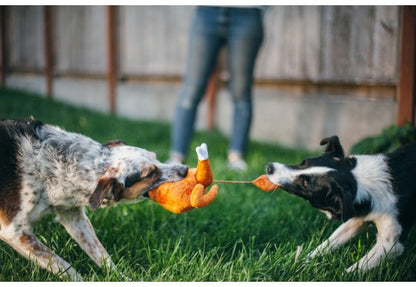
top-left (266, 136), bottom-right (415, 272)
top-left (0, 118), bottom-right (188, 280)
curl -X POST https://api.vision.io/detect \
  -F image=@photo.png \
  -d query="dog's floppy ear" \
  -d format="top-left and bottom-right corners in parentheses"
top-left (89, 177), bottom-right (124, 211)
top-left (329, 179), bottom-right (355, 222)
top-left (320, 136), bottom-right (344, 158)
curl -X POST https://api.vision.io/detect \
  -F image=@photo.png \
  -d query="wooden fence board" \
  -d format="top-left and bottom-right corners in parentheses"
top-left (119, 6), bottom-right (193, 76)
top-left (7, 6), bottom-right (44, 71)
top-left (53, 6), bottom-right (106, 74)
top-left (4, 6), bottom-right (401, 85)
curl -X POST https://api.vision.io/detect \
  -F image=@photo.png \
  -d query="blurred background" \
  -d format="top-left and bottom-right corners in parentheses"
top-left (0, 6), bottom-right (414, 151)
top-left (1, 6), bottom-right (416, 281)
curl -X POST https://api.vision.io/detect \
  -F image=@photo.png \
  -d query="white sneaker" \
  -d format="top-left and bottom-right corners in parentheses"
top-left (166, 152), bottom-right (185, 165)
top-left (227, 152), bottom-right (247, 171)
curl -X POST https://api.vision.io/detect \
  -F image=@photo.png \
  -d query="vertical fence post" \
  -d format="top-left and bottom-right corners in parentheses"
top-left (43, 6), bottom-right (53, 98)
top-left (0, 6), bottom-right (6, 86)
top-left (107, 6), bottom-right (116, 115)
top-left (397, 6), bottom-right (416, 126)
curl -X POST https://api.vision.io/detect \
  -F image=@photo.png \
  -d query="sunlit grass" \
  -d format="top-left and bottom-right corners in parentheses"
top-left (0, 87), bottom-right (415, 281)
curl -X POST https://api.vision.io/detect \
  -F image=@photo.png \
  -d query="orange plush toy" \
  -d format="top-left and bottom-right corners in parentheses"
top-left (251, 175), bottom-right (279, 192)
top-left (147, 143), bottom-right (218, 213)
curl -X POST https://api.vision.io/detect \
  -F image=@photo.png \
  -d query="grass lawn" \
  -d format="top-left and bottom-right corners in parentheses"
top-left (0, 87), bottom-right (415, 281)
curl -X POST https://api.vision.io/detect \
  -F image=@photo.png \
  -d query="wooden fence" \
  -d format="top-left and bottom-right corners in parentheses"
top-left (0, 6), bottom-right (415, 124)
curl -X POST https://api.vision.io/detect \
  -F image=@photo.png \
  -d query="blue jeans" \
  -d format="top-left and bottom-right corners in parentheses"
top-left (171, 7), bottom-right (264, 159)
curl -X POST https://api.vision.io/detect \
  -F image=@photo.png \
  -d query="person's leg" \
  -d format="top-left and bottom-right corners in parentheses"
top-left (226, 8), bottom-right (264, 168)
top-left (170, 7), bottom-right (224, 162)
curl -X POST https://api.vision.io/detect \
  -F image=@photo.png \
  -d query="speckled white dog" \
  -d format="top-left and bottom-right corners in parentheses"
top-left (0, 118), bottom-right (188, 280)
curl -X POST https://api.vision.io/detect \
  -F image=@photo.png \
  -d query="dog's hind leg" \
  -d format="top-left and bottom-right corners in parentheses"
top-left (308, 217), bottom-right (368, 259)
top-left (346, 214), bottom-right (403, 272)
top-left (56, 208), bottom-right (115, 272)
top-left (0, 227), bottom-right (83, 281)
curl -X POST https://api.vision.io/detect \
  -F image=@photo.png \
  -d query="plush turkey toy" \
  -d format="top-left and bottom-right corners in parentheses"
top-left (147, 143), bottom-right (218, 213)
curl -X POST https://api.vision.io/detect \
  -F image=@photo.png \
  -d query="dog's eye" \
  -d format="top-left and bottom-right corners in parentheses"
top-left (146, 169), bottom-right (156, 178)
top-left (125, 172), bottom-right (141, 188)
top-left (300, 176), bottom-right (310, 189)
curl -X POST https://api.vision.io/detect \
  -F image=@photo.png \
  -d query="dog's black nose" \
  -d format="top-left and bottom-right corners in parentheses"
top-left (266, 163), bottom-right (275, 175)
top-left (177, 165), bottom-right (189, 178)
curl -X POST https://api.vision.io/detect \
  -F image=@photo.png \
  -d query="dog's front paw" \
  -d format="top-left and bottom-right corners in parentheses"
top-left (64, 268), bottom-right (83, 281)
top-left (307, 240), bottom-right (330, 260)
top-left (119, 271), bottom-right (132, 282)
top-left (306, 249), bottom-right (319, 260)
top-left (346, 263), bottom-right (358, 273)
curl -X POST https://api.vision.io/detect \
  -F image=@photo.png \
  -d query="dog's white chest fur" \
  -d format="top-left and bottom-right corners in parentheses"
top-left (352, 155), bottom-right (397, 216)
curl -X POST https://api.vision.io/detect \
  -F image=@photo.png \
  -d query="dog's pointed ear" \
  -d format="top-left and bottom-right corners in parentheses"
top-left (329, 179), bottom-right (355, 222)
top-left (89, 177), bottom-right (119, 211)
top-left (320, 136), bottom-right (344, 158)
